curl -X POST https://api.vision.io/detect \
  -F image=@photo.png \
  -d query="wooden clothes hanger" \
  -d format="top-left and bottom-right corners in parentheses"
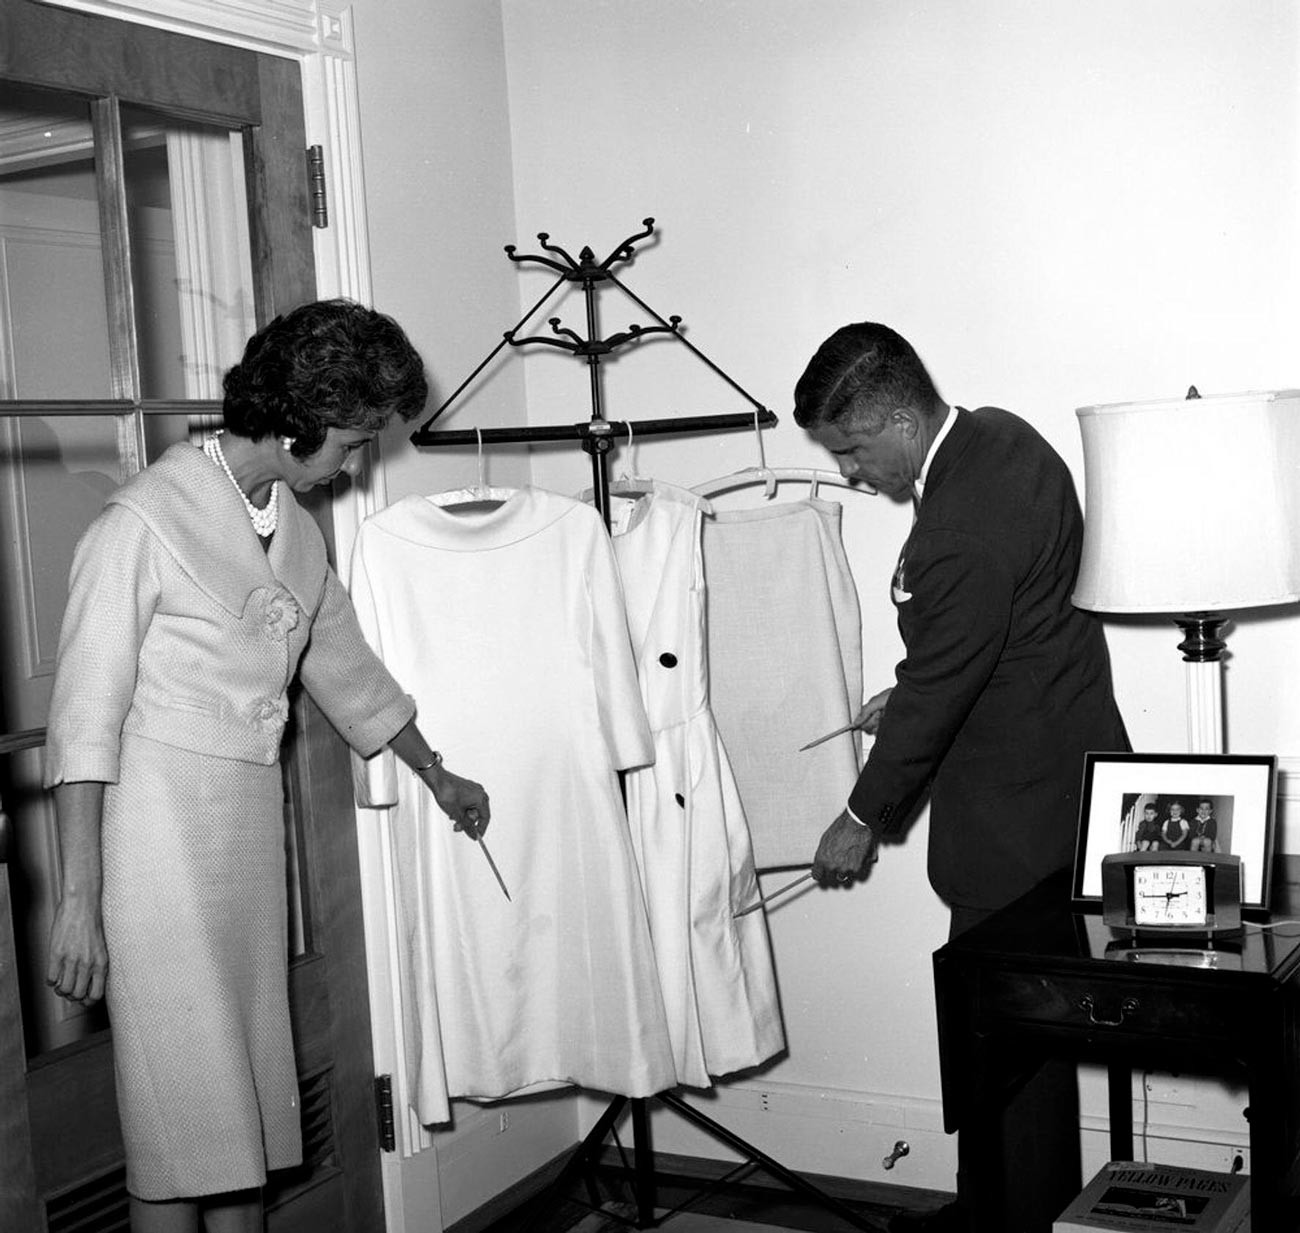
top-left (690, 412), bottom-right (879, 501)
top-left (426, 428), bottom-right (516, 512)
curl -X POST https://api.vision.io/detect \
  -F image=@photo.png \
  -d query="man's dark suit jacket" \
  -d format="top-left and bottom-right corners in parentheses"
top-left (847, 406), bottom-right (1129, 910)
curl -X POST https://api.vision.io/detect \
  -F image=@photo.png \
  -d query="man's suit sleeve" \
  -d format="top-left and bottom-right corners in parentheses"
top-left (847, 526), bottom-right (1014, 835)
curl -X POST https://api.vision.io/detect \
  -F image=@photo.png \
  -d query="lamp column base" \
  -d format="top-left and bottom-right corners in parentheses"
top-left (1175, 614), bottom-right (1226, 755)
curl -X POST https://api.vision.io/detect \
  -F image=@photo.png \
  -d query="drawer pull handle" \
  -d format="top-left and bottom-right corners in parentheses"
top-left (882, 1140), bottom-right (910, 1170)
top-left (1078, 994), bottom-right (1139, 1026)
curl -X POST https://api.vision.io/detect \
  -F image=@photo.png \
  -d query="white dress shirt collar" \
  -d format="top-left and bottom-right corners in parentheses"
top-left (914, 405), bottom-right (960, 502)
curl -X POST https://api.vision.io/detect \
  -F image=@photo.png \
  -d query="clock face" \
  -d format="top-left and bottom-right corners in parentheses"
top-left (1133, 864), bottom-right (1209, 927)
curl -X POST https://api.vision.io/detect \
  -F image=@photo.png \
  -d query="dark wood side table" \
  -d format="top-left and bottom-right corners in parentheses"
top-left (934, 866), bottom-right (1300, 1229)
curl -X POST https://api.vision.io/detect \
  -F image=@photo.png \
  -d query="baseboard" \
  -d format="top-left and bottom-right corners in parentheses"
top-left (446, 1141), bottom-right (951, 1233)
top-left (594, 1146), bottom-right (951, 1210)
top-left (633, 1080), bottom-right (956, 1191)
top-left (448, 1087), bottom-right (1251, 1232)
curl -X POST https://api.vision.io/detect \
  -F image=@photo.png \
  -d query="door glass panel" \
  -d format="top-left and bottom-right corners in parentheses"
top-left (121, 103), bottom-right (255, 452)
top-left (0, 84), bottom-right (112, 399)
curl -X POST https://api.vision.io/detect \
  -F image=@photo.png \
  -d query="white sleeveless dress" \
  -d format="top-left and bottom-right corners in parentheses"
top-left (610, 482), bottom-right (785, 1086)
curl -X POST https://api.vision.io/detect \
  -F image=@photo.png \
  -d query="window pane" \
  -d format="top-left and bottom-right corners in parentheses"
top-left (121, 104), bottom-right (256, 411)
top-left (0, 84), bottom-right (112, 399)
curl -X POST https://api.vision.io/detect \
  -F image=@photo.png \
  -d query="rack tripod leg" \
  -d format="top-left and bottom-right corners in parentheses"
top-left (516, 1095), bottom-right (628, 1232)
top-left (630, 1097), bottom-right (656, 1224)
top-left (656, 1092), bottom-right (885, 1232)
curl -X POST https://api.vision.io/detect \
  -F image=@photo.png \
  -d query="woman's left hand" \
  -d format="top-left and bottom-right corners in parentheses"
top-left (424, 765), bottom-right (491, 838)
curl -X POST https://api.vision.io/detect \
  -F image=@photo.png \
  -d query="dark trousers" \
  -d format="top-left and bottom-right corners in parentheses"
top-left (948, 906), bottom-right (1082, 1233)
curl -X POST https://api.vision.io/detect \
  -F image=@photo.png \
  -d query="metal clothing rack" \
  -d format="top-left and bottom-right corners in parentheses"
top-left (409, 218), bottom-right (776, 525)
top-left (411, 221), bottom-right (881, 1232)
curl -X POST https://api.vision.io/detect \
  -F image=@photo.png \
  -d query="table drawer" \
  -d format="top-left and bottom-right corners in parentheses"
top-left (976, 969), bottom-right (1241, 1040)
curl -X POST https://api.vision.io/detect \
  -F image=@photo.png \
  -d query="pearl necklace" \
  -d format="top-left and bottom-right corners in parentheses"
top-left (203, 433), bottom-right (279, 538)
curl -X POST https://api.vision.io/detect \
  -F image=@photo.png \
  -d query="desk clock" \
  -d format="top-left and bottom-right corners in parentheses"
top-left (1101, 850), bottom-right (1243, 938)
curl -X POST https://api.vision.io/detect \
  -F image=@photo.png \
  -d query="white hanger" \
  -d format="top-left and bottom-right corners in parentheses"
top-left (579, 422), bottom-right (659, 504)
top-left (691, 411), bottom-right (878, 500)
top-left (692, 467), bottom-right (878, 501)
top-left (607, 421), bottom-right (659, 498)
top-left (742, 409), bottom-right (779, 499)
top-left (426, 428), bottom-right (515, 510)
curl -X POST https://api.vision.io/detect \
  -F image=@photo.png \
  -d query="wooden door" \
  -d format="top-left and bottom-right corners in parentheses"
top-left (0, 4), bottom-right (384, 1229)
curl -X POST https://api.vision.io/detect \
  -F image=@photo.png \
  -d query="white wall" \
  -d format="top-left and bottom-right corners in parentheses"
top-left (494, 0), bottom-right (1300, 1196)
top-left (499, 0), bottom-right (1300, 752)
top-left (352, 0), bottom-right (533, 507)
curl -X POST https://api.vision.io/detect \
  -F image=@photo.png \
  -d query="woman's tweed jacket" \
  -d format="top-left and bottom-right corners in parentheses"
top-left (45, 441), bottom-right (414, 785)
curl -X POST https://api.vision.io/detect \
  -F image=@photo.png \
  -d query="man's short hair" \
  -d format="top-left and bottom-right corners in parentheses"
top-left (793, 322), bottom-right (939, 432)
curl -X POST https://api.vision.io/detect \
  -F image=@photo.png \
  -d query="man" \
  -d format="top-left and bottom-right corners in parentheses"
top-left (794, 323), bottom-right (1129, 1232)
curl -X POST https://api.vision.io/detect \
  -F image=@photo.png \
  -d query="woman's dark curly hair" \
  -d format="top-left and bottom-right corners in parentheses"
top-left (222, 299), bottom-right (428, 459)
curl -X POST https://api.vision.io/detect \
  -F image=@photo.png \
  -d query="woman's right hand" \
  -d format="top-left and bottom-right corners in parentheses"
top-left (46, 892), bottom-right (108, 1006)
top-left (424, 765), bottom-right (492, 839)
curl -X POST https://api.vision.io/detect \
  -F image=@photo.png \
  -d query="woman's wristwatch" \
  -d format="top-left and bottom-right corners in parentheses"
top-left (414, 752), bottom-right (443, 773)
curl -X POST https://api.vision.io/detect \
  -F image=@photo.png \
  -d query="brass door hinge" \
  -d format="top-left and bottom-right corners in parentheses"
top-left (307, 144), bottom-right (328, 228)
top-left (374, 1074), bottom-right (396, 1152)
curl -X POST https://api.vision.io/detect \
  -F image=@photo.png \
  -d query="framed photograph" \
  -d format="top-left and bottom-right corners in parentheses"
top-left (1072, 753), bottom-right (1278, 914)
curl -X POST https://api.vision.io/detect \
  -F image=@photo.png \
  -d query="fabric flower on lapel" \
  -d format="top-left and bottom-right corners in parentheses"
top-left (259, 585), bottom-right (301, 642)
top-left (251, 695), bottom-right (290, 732)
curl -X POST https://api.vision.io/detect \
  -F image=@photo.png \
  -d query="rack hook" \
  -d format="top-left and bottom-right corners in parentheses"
top-left (475, 427), bottom-right (487, 491)
top-left (602, 217), bottom-right (657, 269)
top-left (538, 231), bottom-right (579, 268)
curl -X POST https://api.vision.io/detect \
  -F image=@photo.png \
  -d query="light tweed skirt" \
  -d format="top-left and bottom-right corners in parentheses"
top-left (702, 498), bottom-right (864, 870)
top-left (102, 734), bottom-right (301, 1200)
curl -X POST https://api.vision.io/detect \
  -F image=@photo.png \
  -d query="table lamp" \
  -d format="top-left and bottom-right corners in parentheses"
top-left (1073, 388), bottom-right (1300, 754)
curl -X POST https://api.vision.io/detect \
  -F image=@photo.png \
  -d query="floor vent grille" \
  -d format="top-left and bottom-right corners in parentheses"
top-left (46, 1165), bottom-right (129, 1233)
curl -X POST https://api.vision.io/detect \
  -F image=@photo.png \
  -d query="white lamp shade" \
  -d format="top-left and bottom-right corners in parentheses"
top-left (1074, 390), bottom-right (1300, 614)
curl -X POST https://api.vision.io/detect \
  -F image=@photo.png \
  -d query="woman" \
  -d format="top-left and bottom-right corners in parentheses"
top-left (42, 299), bottom-right (490, 1233)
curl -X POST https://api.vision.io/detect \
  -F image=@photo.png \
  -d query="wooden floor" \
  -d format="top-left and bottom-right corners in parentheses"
top-left (476, 1152), bottom-right (953, 1233)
